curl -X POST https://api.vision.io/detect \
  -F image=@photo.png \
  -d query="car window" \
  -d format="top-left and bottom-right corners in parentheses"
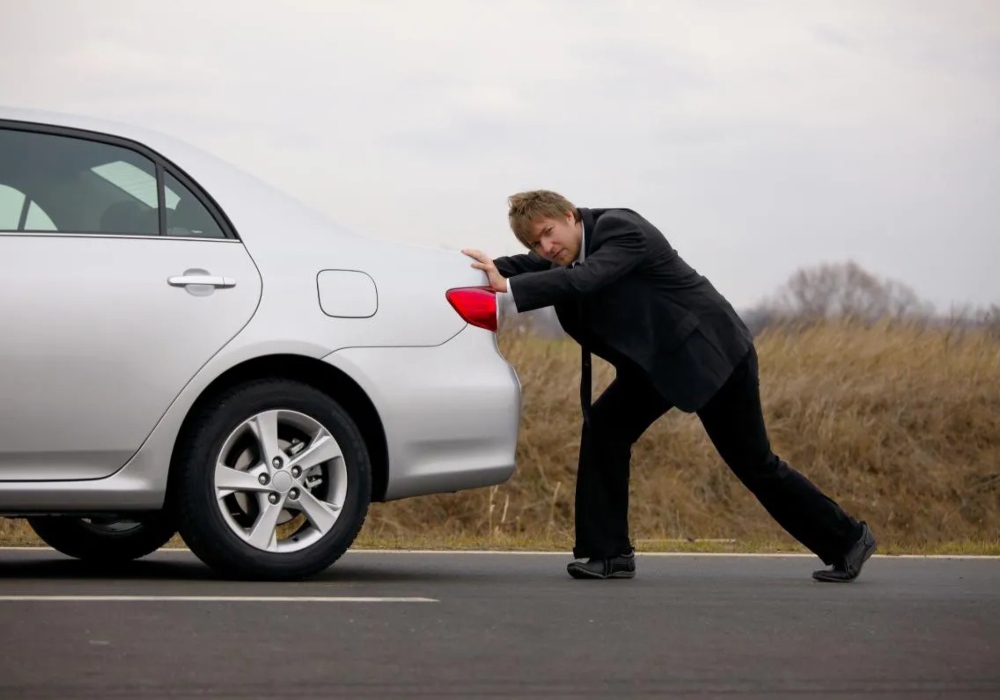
top-left (0, 183), bottom-right (57, 231)
top-left (0, 128), bottom-right (160, 235)
top-left (0, 127), bottom-right (229, 239)
top-left (163, 171), bottom-right (226, 239)
top-left (92, 160), bottom-right (179, 209)
top-left (91, 160), bottom-right (227, 239)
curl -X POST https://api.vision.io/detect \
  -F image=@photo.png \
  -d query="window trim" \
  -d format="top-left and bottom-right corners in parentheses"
top-left (16, 194), bottom-right (29, 231)
top-left (155, 161), bottom-right (167, 236)
top-left (0, 119), bottom-right (240, 241)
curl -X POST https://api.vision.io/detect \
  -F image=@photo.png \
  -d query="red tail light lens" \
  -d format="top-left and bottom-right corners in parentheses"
top-left (446, 286), bottom-right (498, 332)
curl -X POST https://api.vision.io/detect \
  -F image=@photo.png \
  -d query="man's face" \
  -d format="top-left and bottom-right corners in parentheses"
top-left (525, 210), bottom-right (582, 266)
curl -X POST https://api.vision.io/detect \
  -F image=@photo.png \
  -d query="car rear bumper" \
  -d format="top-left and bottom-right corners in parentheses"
top-left (324, 326), bottom-right (521, 501)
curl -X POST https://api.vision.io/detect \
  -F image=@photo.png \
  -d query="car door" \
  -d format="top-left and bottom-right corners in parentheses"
top-left (0, 125), bottom-right (262, 481)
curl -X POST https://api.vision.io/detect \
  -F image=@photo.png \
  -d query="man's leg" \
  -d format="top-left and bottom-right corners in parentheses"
top-left (573, 372), bottom-right (672, 560)
top-left (696, 346), bottom-right (864, 565)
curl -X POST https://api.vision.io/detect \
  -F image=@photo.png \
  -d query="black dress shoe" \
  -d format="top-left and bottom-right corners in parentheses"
top-left (812, 522), bottom-right (877, 583)
top-left (567, 550), bottom-right (636, 579)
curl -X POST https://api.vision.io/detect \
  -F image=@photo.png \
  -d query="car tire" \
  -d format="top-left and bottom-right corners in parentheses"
top-left (171, 378), bottom-right (371, 581)
top-left (26, 513), bottom-right (177, 563)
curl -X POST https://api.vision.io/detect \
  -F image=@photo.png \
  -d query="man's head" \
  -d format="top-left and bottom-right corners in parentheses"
top-left (507, 190), bottom-right (583, 266)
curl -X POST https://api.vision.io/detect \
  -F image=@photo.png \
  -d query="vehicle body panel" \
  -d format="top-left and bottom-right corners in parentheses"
top-left (0, 106), bottom-right (521, 514)
top-left (0, 235), bottom-right (261, 481)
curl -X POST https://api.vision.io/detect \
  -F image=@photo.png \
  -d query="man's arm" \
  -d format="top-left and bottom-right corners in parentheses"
top-left (489, 252), bottom-right (550, 313)
top-left (502, 216), bottom-right (645, 313)
top-left (493, 251), bottom-right (550, 278)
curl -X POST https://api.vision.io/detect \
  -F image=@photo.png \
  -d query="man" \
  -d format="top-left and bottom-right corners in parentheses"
top-left (462, 190), bottom-right (876, 582)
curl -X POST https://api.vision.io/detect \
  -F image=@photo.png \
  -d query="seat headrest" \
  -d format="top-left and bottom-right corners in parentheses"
top-left (167, 196), bottom-right (223, 237)
top-left (99, 200), bottom-right (146, 234)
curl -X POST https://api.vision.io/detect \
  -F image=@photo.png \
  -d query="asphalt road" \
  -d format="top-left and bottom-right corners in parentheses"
top-left (0, 548), bottom-right (997, 699)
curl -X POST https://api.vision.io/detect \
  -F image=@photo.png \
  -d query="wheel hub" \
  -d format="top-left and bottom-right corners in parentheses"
top-left (271, 471), bottom-right (294, 493)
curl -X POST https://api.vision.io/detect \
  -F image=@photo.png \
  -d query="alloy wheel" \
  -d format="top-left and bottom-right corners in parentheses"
top-left (213, 409), bottom-right (348, 553)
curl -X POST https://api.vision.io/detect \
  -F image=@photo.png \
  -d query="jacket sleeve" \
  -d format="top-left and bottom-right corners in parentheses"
top-left (501, 215), bottom-right (646, 313)
top-left (493, 251), bottom-right (550, 278)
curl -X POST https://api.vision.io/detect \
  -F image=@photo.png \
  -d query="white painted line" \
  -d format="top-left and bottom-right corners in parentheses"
top-left (349, 550), bottom-right (822, 557)
top-left (0, 545), bottom-right (198, 552)
top-left (344, 550), bottom-right (1000, 560)
top-left (637, 539), bottom-right (738, 543)
top-left (877, 554), bottom-right (1000, 560)
top-left (1, 546), bottom-right (998, 559)
top-left (0, 595), bottom-right (437, 603)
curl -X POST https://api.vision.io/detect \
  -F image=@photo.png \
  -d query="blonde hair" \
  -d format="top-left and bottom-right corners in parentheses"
top-left (507, 190), bottom-right (580, 249)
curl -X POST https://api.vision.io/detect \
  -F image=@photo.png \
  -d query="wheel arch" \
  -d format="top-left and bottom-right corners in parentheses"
top-left (166, 354), bottom-right (389, 503)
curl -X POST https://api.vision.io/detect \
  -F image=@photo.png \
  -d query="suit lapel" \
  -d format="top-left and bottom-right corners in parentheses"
top-left (579, 208), bottom-right (596, 258)
top-left (575, 208), bottom-right (595, 427)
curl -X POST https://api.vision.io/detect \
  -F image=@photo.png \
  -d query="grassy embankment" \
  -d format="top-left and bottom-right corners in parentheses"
top-left (3, 319), bottom-right (998, 555)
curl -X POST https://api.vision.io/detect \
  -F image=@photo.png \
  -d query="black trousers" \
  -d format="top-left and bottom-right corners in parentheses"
top-left (573, 345), bottom-right (862, 564)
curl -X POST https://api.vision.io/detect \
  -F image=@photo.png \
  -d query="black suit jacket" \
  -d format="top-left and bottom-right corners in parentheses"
top-left (494, 207), bottom-right (753, 413)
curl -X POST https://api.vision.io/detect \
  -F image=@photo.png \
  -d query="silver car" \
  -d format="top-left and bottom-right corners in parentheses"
top-left (0, 107), bottom-right (521, 580)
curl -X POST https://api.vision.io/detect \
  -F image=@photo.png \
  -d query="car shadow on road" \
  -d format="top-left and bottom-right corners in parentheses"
top-left (0, 552), bottom-right (484, 584)
top-left (0, 557), bottom-right (218, 581)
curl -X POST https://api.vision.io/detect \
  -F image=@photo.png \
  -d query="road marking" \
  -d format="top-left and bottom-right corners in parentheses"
top-left (343, 550), bottom-right (1000, 560)
top-left (0, 595), bottom-right (437, 603)
top-left (0, 546), bottom-right (998, 559)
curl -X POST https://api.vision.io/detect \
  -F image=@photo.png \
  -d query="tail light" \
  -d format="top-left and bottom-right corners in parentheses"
top-left (446, 286), bottom-right (497, 332)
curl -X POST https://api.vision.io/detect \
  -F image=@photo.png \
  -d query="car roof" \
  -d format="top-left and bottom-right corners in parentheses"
top-left (0, 105), bottom-right (238, 175)
top-left (0, 104), bottom-right (345, 238)
top-left (0, 105), bottom-right (419, 261)
top-left (2, 105), bottom-right (187, 151)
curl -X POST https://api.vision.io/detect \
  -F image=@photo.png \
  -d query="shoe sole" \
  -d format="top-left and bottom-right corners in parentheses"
top-left (567, 567), bottom-right (635, 580)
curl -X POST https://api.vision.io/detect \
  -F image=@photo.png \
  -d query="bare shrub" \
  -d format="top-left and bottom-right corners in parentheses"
top-left (760, 260), bottom-right (934, 324)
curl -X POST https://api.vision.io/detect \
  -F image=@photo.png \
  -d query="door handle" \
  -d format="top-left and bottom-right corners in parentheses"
top-left (168, 274), bottom-right (236, 288)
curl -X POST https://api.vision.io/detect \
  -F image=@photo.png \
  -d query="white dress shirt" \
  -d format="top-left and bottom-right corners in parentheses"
top-left (500, 219), bottom-right (586, 313)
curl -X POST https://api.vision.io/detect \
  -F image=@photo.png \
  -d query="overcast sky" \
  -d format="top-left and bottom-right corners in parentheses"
top-left (2, 0), bottom-right (997, 311)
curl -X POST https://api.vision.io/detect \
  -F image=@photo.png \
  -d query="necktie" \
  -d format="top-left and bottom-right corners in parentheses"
top-left (571, 260), bottom-right (592, 428)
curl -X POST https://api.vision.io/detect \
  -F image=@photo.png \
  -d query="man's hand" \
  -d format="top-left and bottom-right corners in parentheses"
top-left (461, 249), bottom-right (508, 293)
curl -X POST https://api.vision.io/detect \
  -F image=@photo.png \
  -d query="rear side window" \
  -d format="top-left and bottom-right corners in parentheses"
top-left (164, 171), bottom-right (226, 239)
top-left (0, 129), bottom-right (159, 235)
top-left (0, 127), bottom-right (229, 239)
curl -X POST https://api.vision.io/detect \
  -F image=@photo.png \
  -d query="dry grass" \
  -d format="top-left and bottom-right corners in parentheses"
top-left (357, 318), bottom-right (1000, 551)
top-left (3, 319), bottom-right (999, 554)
